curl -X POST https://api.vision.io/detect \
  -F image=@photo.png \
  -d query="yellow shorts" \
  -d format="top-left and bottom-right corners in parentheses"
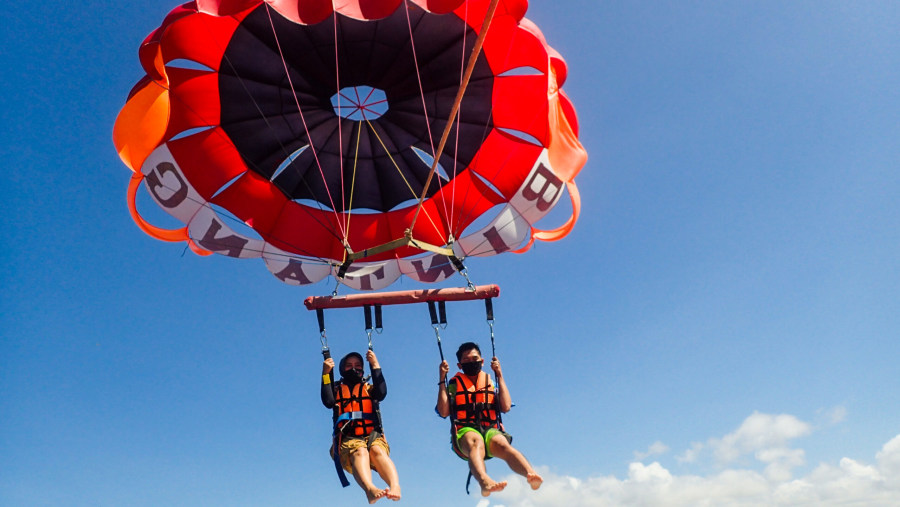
top-left (330, 434), bottom-right (390, 473)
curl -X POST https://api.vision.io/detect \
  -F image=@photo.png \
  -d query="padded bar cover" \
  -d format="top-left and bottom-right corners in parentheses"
top-left (305, 285), bottom-right (500, 310)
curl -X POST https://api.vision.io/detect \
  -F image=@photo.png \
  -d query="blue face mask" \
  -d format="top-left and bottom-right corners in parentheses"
top-left (461, 360), bottom-right (483, 376)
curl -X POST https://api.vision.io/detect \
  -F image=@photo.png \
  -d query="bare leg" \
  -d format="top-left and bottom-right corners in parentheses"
top-left (488, 434), bottom-right (542, 490)
top-left (350, 447), bottom-right (387, 504)
top-left (459, 431), bottom-right (507, 497)
top-left (369, 444), bottom-right (401, 501)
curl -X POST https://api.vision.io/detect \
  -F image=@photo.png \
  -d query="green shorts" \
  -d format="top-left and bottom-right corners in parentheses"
top-left (453, 426), bottom-right (512, 460)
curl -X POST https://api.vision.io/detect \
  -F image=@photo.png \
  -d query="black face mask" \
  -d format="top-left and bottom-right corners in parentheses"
top-left (342, 368), bottom-right (364, 384)
top-left (460, 360), bottom-right (483, 376)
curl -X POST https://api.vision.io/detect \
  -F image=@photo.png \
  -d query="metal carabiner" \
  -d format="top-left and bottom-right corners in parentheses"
top-left (460, 268), bottom-right (476, 292)
top-left (433, 324), bottom-right (445, 363)
top-left (487, 319), bottom-right (496, 359)
top-left (363, 305), bottom-right (377, 350)
top-left (316, 308), bottom-right (330, 358)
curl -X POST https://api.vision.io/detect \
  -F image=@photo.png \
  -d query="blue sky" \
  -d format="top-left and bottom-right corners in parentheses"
top-left (2, 1), bottom-right (899, 506)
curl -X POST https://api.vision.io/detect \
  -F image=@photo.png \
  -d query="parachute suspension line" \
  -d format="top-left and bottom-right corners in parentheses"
top-left (208, 61), bottom-right (348, 251)
top-left (402, 0), bottom-right (452, 232)
top-left (444, 25), bottom-right (495, 237)
top-left (333, 122), bottom-right (364, 287)
top-left (451, 43), bottom-right (555, 247)
top-left (403, 0), bottom-right (436, 160)
top-left (449, 106), bottom-right (495, 236)
top-left (343, 122), bottom-right (364, 243)
top-left (333, 0), bottom-right (507, 268)
top-left (449, 0), bottom-right (470, 232)
top-left (428, 300), bottom-right (449, 365)
top-left (363, 118), bottom-right (445, 240)
top-left (361, 120), bottom-right (417, 197)
top-left (363, 304), bottom-right (383, 351)
top-left (408, 0), bottom-right (502, 234)
top-left (264, 4), bottom-right (347, 239)
top-left (333, 12), bottom-right (348, 233)
top-left (456, 86), bottom-right (566, 257)
top-left (450, 15), bottom-right (520, 239)
top-left (451, 105), bottom-right (534, 246)
top-left (182, 22), bottom-right (348, 256)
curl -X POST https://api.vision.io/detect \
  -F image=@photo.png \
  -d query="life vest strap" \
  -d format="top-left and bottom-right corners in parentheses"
top-left (335, 410), bottom-right (376, 423)
top-left (332, 431), bottom-right (351, 488)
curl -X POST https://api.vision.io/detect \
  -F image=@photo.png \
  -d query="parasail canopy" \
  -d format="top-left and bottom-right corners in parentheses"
top-left (113, 0), bottom-right (587, 291)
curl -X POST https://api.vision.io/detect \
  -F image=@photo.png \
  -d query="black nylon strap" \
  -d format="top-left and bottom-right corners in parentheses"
top-left (449, 255), bottom-right (466, 273)
top-left (428, 301), bottom-right (438, 325)
top-left (317, 308), bottom-right (331, 359)
top-left (337, 258), bottom-right (353, 278)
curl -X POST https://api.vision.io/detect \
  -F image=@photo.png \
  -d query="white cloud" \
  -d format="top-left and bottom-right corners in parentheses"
top-left (676, 441), bottom-right (704, 464)
top-left (757, 447), bottom-right (806, 482)
top-left (821, 405), bottom-right (848, 425)
top-left (676, 411), bottom-right (812, 481)
top-left (876, 434), bottom-right (900, 478)
top-left (478, 412), bottom-right (900, 507)
top-left (709, 411), bottom-right (811, 465)
top-left (633, 440), bottom-right (670, 461)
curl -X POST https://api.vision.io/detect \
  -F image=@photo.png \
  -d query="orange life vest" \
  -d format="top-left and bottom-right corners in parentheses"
top-left (448, 371), bottom-right (499, 429)
top-left (334, 381), bottom-right (379, 437)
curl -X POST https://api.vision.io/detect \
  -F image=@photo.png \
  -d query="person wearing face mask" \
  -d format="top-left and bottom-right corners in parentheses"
top-left (436, 342), bottom-right (543, 497)
top-left (322, 350), bottom-right (401, 503)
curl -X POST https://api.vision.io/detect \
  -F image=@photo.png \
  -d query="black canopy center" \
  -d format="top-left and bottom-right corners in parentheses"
top-left (218, 4), bottom-right (494, 212)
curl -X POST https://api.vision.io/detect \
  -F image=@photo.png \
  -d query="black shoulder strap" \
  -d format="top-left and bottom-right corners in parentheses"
top-left (331, 380), bottom-right (342, 424)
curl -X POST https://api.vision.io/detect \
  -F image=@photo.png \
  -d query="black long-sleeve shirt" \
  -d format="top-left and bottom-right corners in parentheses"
top-left (321, 368), bottom-right (386, 408)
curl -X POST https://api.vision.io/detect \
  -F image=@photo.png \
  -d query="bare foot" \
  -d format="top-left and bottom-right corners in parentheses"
top-left (385, 485), bottom-right (401, 501)
top-left (365, 487), bottom-right (387, 504)
top-left (480, 480), bottom-right (507, 497)
top-left (527, 472), bottom-right (543, 490)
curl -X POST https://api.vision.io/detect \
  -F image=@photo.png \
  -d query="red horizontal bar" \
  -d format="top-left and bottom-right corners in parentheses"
top-left (304, 284), bottom-right (500, 310)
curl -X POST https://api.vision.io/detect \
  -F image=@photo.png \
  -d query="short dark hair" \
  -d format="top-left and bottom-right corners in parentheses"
top-left (455, 342), bottom-right (481, 362)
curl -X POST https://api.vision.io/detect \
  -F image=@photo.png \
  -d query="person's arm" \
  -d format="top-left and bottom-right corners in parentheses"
top-left (367, 350), bottom-right (387, 401)
top-left (491, 357), bottom-right (512, 413)
top-left (321, 357), bottom-right (336, 408)
top-left (435, 360), bottom-right (450, 418)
